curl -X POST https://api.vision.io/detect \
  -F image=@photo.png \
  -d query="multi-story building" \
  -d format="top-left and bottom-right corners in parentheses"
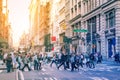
top-left (65, 0), bottom-right (71, 38)
top-left (0, 0), bottom-right (10, 49)
top-left (49, 0), bottom-right (60, 52)
top-left (82, 0), bottom-right (120, 58)
top-left (69, 0), bottom-right (83, 53)
top-left (29, 0), bottom-right (50, 52)
top-left (50, 0), bottom-right (68, 52)
top-left (39, 1), bottom-right (50, 52)
top-left (69, 0), bottom-right (120, 58)
top-left (29, 0), bottom-right (39, 47)
top-left (58, 0), bottom-right (67, 47)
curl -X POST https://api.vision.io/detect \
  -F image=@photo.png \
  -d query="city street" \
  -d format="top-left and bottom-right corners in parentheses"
top-left (0, 60), bottom-right (120, 80)
top-left (0, 0), bottom-right (120, 80)
top-left (0, 61), bottom-right (16, 80)
top-left (22, 61), bottom-right (120, 80)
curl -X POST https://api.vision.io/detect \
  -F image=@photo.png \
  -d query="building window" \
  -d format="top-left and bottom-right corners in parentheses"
top-left (105, 9), bottom-right (115, 28)
top-left (71, 8), bottom-right (73, 13)
top-left (75, 5), bottom-right (77, 11)
top-left (78, 1), bottom-right (81, 13)
top-left (72, 25), bottom-right (74, 36)
top-left (75, 23), bottom-right (78, 36)
top-left (83, 2), bottom-right (85, 14)
top-left (87, 16), bottom-right (96, 33)
top-left (106, 14), bottom-right (109, 28)
top-left (71, 8), bottom-right (74, 18)
top-left (86, 1), bottom-right (88, 12)
top-left (109, 12), bottom-right (115, 28)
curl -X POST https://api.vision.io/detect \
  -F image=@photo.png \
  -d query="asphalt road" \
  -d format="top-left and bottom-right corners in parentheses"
top-left (22, 61), bottom-right (120, 80)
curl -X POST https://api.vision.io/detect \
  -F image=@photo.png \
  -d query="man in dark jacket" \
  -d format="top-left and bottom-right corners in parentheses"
top-left (6, 54), bottom-right (12, 73)
top-left (57, 49), bottom-right (67, 70)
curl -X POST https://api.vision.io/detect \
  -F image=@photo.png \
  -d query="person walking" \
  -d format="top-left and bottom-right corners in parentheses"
top-left (70, 53), bottom-right (76, 71)
top-left (16, 54), bottom-right (22, 69)
top-left (50, 54), bottom-right (58, 67)
top-left (57, 49), bottom-right (67, 70)
top-left (21, 54), bottom-right (31, 71)
top-left (6, 54), bottom-right (13, 73)
top-left (33, 53), bottom-right (39, 70)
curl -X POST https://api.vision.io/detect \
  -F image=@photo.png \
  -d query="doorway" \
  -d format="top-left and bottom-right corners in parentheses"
top-left (108, 38), bottom-right (116, 58)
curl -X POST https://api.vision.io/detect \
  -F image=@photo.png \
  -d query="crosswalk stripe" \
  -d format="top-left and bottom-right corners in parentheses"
top-left (42, 68), bottom-right (46, 71)
top-left (53, 77), bottom-right (58, 80)
top-left (0, 70), bottom-right (3, 73)
top-left (44, 77), bottom-right (48, 80)
top-left (43, 77), bottom-right (58, 80)
top-left (49, 77), bottom-right (54, 80)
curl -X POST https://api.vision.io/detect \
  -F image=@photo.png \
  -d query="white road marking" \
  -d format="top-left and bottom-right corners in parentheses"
top-left (52, 77), bottom-right (58, 80)
top-left (49, 77), bottom-right (54, 80)
top-left (0, 70), bottom-right (3, 73)
top-left (90, 77), bottom-right (109, 80)
top-left (42, 68), bottom-right (46, 71)
top-left (44, 77), bottom-right (48, 80)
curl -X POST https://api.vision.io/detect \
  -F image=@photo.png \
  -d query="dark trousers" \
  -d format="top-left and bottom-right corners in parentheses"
top-left (17, 62), bottom-right (21, 69)
top-left (22, 64), bottom-right (31, 71)
top-left (6, 64), bottom-right (12, 73)
top-left (38, 62), bottom-right (41, 70)
top-left (57, 61), bottom-right (66, 70)
top-left (50, 60), bottom-right (57, 67)
top-left (71, 62), bottom-right (76, 71)
top-left (34, 60), bottom-right (39, 70)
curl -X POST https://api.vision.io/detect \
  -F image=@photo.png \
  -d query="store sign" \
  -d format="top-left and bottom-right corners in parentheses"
top-left (52, 47), bottom-right (54, 51)
top-left (51, 36), bottom-right (56, 41)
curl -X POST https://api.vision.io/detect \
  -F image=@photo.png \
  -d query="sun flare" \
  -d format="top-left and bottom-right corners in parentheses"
top-left (8, 0), bottom-right (31, 47)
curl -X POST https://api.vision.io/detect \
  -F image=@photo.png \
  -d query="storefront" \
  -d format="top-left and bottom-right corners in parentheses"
top-left (105, 28), bottom-right (116, 58)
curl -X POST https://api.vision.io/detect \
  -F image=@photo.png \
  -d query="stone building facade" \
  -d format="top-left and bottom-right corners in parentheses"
top-left (69, 0), bottom-right (120, 58)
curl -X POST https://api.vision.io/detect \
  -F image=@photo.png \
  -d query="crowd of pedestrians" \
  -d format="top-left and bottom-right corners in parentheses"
top-left (0, 47), bottom-right (120, 73)
top-left (1, 51), bottom-right (46, 73)
top-left (49, 48), bottom-right (103, 71)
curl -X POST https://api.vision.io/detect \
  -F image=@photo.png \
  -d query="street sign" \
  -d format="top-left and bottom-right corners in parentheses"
top-left (73, 29), bottom-right (88, 32)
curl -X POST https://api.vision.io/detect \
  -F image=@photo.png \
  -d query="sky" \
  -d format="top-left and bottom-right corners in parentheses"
top-left (8, 0), bottom-right (31, 47)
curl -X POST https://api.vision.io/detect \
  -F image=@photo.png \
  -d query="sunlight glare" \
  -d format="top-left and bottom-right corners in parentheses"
top-left (8, 0), bottom-right (31, 47)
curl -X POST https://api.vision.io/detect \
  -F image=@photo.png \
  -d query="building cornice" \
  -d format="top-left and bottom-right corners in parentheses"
top-left (69, 14), bottom-right (81, 24)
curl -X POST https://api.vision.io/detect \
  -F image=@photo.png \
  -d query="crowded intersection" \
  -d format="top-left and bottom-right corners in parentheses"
top-left (0, 0), bottom-right (120, 80)
top-left (0, 49), bottom-right (120, 80)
